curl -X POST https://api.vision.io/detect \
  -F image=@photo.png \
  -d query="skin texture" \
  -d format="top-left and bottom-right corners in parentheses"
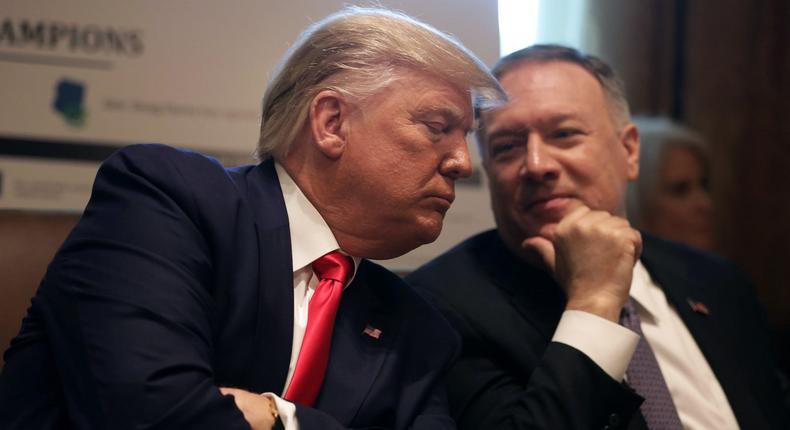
top-left (282, 70), bottom-right (474, 259)
top-left (643, 145), bottom-right (714, 250)
top-left (481, 61), bottom-right (642, 321)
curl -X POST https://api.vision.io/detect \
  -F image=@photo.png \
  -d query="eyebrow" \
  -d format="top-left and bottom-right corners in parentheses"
top-left (486, 126), bottom-right (530, 142)
top-left (414, 105), bottom-right (469, 127)
top-left (486, 113), bottom-right (584, 140)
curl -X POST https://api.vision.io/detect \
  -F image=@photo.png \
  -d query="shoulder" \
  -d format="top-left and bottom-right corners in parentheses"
top-left (641, 234), bottom-right (763, 321)
top-left (642, 233), bottom-right (752, 286)
top-left (95, 144), bottom-right (259, 215)
top-left (100, 143), bottom-right (233, 184)
top-left (360, 260), bottom-right (460, 354)
top-left (404, 230), bottom-right (530, 342)
top-left (407, 230), bottom-right (498, 289)
top-left (406, 230), bottom-right (507, 311)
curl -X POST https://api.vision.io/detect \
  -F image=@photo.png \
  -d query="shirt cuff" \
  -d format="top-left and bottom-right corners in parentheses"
top-left (262, 393), bottom-right (299, 430)
top-left (551, 310), bottom-right (639, 380)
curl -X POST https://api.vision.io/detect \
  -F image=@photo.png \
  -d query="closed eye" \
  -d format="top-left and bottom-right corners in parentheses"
top-left (551, 128), bottom-right (583, 139)
top-left (423, 121), bottom-right (448, 135)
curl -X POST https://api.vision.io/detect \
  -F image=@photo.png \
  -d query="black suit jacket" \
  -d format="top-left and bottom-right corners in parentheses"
top-left (0, 144), bottom-right (459, 430)
top-left (406, 229), bottom-right (788, 430)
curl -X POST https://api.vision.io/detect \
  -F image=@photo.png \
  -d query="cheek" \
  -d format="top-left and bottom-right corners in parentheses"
top-left (655, 196), bottom-right (688, 219)
top-left (487, 163), bottom-right (520, 193)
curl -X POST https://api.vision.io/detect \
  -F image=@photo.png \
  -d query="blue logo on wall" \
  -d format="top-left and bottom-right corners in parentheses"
top-left (53, 79), bottom-right (87, 127)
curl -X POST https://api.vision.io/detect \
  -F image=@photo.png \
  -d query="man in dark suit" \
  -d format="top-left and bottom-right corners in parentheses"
top-left (0, 8), bottom-right (503, 430)
top-left (407, 45), bottom-right (788, 429)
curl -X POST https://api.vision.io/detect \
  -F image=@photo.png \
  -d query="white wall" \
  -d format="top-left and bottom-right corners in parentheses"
top-left (0, 0), bottom-right (501, 270)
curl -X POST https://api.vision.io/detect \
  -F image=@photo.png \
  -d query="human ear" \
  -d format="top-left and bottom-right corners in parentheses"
top-left (620, 123), bottom-right (640, 180)
top-left (309, 90), bottom-right (348, 159)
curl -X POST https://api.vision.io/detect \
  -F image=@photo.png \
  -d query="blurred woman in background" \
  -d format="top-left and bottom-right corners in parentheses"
top-left (627, 116), bottom-right (715, 251)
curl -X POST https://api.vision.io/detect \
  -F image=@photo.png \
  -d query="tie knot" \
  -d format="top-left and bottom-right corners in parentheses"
top-left (312, 251), bottom-right (354, 284)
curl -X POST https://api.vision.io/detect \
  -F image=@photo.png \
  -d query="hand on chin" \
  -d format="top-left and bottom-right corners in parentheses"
top-left (522, 205), bottom-right (643, 322)
top-left (520, 223), bottom-right (560, 272)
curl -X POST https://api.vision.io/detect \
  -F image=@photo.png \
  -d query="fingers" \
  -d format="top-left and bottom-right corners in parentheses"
top-left (220, 387), bottom-right (239, 396)
top-left (557, 210), bottom-right (639, 258)
top-left (559, 205), bottom-right (591, 226)
top-left (522, 236), bottom-right (556, 272)
top-left (547, 206), bottom-right (641, 322)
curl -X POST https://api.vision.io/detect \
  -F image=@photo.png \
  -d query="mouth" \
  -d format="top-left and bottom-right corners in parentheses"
top-left (425, 193), bottom-right (455, 213)
top-left (523, 194), bottom-right (574, 212)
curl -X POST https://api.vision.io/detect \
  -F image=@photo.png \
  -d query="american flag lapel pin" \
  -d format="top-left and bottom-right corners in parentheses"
top-left (363, 324), bottom-right (382, 340)
top-left (687, 298), bottom-right (710, 316)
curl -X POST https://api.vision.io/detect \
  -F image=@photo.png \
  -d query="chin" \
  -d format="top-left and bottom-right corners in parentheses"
top-left (421, 219), bottom-right (444, 242)
top-left (512, 216), bottom-right (557, 242)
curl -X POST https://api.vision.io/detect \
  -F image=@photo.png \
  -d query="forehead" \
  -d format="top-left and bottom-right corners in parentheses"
top-left (661, 145), bottom-right (706, 171)
top-left (486, 61), bottom-right (609, 129)
top-left (372, 70), bottom-right (474, 124)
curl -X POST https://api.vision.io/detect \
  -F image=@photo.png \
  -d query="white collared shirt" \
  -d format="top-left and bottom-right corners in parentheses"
top-left (263, 163), bottom-right (361, 430)
top-left (553, 261), bottom-right (740, 429)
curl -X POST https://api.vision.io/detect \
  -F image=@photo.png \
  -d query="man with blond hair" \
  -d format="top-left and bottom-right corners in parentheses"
top-left (0, 8), bottom-right (503, 430)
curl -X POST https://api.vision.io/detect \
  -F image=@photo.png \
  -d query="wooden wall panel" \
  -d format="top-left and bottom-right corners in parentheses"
top-left (0, 212), bottom-right (79, 366)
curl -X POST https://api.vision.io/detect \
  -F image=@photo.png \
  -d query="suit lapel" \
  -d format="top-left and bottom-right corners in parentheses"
top-left (241, 160), bottom-right (294, 394)
top-left (640, 235), bottom-right (769, 428)
top-left (315, 261), bottom-right (396, 424)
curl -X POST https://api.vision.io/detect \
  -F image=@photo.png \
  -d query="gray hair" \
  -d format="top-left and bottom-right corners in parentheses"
top-left (255, 6), bottom-right (504, 160)
top-left (626, 116), bottom-right (709, 227)
top-left (477, 44), bottom-right (630, 148)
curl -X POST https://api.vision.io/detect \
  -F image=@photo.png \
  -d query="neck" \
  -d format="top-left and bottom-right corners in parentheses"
top-left (279, 149), bottom-right (414, 260)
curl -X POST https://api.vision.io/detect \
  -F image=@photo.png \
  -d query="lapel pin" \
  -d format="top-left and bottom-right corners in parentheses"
top-left (687, 298), bottom-right (710, 316)
top-left (363, 324), bottom-right (382, 340)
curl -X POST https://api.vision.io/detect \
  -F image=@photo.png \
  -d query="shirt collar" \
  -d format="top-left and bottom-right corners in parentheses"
top-left (274, 162), bottom-right (360, 279)
top-left (630, 260), bottom-right (660, 323)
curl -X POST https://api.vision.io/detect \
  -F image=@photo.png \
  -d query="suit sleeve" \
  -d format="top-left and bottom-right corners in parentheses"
top-left (294, 385), bottom-right (455, 430)
top-left (417, 287), bottom-right (642, 430)
top-left (29, 146), bottom-right (252, 429)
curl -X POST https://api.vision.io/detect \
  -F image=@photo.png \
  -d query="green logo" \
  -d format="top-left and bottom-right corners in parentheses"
top-left (53, 78), bottom-right (87, 127)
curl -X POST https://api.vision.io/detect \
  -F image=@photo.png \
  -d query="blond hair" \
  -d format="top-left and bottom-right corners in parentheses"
top-left (626, 116), bottom-right (709, 227)
top-left (256, 6), bottom-right (504, 160)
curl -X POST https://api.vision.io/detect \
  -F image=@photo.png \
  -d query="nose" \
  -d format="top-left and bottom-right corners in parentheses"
top-left (520, 135), bottom-right (560, 182)
top-left (693, 186), bottom-right (714, 215)
top-left (440, 134), bottom-right (473, 180)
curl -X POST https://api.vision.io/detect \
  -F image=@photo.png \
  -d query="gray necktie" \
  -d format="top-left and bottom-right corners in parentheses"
top-left (620, 299), bottom-right (684, 429)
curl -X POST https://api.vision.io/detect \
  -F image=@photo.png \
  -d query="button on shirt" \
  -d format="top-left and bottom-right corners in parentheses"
top-left (264, 163), bottom-right (361, 430)
top-left (553, 261), bottom-right (739, 429)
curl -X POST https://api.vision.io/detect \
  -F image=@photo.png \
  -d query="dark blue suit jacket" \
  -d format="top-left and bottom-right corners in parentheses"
top-left (407, 229), bottom-right (788, 430)
top-left (0, 144), bottom-right (459, 430)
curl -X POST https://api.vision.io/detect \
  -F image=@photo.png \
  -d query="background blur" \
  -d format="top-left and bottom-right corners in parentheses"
top-left (1, 0), bottom-right (788, 374)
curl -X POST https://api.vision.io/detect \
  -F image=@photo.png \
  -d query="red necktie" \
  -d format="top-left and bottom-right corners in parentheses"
top-left (284, 251), bottom-right (353, 406)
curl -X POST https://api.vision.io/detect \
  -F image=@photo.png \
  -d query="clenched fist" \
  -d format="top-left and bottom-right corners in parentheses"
top-left (522, 206), bottom-right (642, 322)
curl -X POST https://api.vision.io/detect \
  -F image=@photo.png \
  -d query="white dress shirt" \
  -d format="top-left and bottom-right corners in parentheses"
top-left (553, 261), bottom-right (740, 429)
top-left (261, 163), bottom-right (360, 430)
